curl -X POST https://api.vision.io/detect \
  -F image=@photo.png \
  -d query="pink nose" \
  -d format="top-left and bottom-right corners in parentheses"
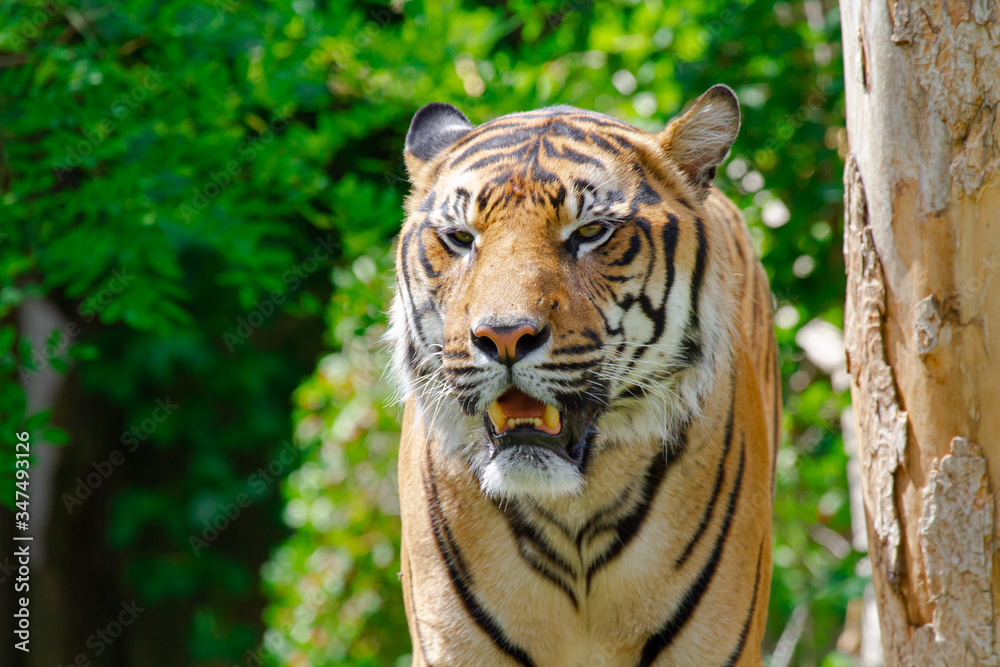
top-left (472, 321), bottom-right (549, 365)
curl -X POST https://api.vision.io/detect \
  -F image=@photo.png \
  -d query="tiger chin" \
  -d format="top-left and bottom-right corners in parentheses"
top-left (390, 85), bottom-right (780, 666)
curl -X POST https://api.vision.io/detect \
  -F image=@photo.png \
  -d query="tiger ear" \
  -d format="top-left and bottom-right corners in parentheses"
top-left (659, 85), bottom-right (740, 191)
top-left (405, 103), bottom-right (474, 179)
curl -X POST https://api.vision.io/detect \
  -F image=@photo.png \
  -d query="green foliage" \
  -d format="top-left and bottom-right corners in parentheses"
top-left (1, 0), bottom-right (860, 664)
top-left (1, 0), bottom-right (335, 661)
top-left (261, 256), bottom-right (406, 666)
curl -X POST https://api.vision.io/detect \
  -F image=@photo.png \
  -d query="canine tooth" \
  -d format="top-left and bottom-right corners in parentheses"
top-left (507, 418), bottom-right (515, 428)
top-left (488, 401), bottom-right (508, 431)
top-left (543, 404), bottom-right (560, 430)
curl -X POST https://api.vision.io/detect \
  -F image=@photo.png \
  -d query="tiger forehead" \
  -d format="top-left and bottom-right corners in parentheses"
top-left (422, 111), bottom-right (692, 224)
top-left (451, 105), bottom-right (645, 156)
top-left (477, 175), bottom-right (581, 212)
top-left (427, 176), bottom-right (631, 231)
top-left (412, 108), bottom-right (700, 231)
top-left (442, 109), bottom-right (655, 177)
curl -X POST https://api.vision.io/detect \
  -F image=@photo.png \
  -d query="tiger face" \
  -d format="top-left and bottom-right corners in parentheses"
top-left (391, 86), bottom-right (742, 501)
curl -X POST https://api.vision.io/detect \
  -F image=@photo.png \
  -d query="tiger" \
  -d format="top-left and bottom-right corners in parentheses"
top-left (389, 84), bottom-right (780, 666)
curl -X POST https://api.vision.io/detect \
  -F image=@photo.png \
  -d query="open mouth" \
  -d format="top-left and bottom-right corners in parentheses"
top-left (488, 387), bottom-right (562, 436)
top-left (482, 387), bottom-right (597, 466)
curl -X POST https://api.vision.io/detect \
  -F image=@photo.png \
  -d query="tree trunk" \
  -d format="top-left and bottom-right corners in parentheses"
top-left (840, 1), bottom-right (1000, 665)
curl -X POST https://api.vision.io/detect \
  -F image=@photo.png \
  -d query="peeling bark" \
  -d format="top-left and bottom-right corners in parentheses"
top-left (840, 0), bottom-right (1000, 665)
top-left (917, 438), bottom-right (996, 665)
top-left (844, 155), bottom-right (908, 589)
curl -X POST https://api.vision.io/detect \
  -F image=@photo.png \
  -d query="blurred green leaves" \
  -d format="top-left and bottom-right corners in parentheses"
top-left (1, 0), bottom-right (858, 664)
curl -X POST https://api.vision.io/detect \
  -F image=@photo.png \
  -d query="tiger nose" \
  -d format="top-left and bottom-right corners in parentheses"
top-left (471, 320), bottom-right (550, 365)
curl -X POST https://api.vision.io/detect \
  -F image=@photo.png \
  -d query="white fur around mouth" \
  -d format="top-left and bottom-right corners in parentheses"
top-left (480, 446), bottom-right (585, 500)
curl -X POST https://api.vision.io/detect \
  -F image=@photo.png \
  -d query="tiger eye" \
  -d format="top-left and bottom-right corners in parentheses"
top-left (576, 223), bottom-right (605, 239)
top-left (452, 230), bottom-right (474, 244)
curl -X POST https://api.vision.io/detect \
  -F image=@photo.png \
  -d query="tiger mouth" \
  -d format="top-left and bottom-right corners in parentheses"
top-left (487, 387), bottom-right (562, 435)
top-left (482, 387), bottom-right (597, 466)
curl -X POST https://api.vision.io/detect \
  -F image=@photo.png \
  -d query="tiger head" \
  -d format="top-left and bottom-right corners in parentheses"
top-left (390, 86), bottom-right (742, 501)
